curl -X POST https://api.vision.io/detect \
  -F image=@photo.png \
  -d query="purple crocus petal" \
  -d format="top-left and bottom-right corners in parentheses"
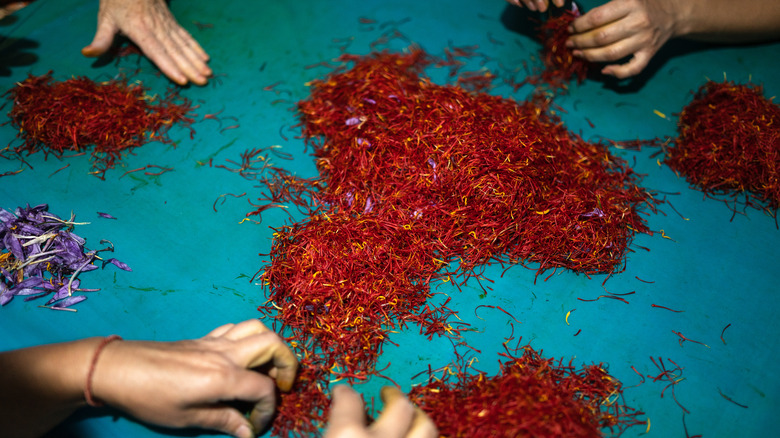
top-left (356, 137), bottom-right (371, 148)
top-left (0, 266), bottom-right (15, 283)
top-left (11, 277), bottom-right (43, 289)
top-left (1, 291), bottom-right (14, 306)
top-left (344, 191), bottom-right (354, 207)
top-left (80, 263), bottom-right (99, 272)
top-left (16, 222), bottom-right (45, 236)
top-left (578, 208), bottom-right (605, 220)
top-left (97, 212), bottom-right (117, 220)
top-left (52, 295), bottom-right (87, 308)
top-left (0, 208), bottom-right (15, 224)
top-left (47, 281), bottom-right (78, 304)
top-left (39, 280), bottom-right (59, 291)
top-left (362, 98), bottom-right (376, 105)
top-left (102, 258), bottom-right (132, 272)
top-left (22, 292), bottom-right (48, 302)
top-left (15, 287), bottom-right (46, 296)
top-left (345, 117), bottom-right (362, 126)
top-left (4, 233), bottom-right (25, 261)
top-left (363, 196), bottom-right (374, 214)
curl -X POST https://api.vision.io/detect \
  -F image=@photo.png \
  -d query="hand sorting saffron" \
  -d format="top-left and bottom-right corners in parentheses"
top-left (506, 0), bottom-right (780, 78)
top-left (0, 319), bottom-right (434, 438)
top-left (81, 0), bottom-right (212, 85)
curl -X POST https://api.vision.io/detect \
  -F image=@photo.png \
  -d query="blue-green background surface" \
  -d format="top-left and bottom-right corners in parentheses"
top-left (1, 0), bottom-right (778, 437)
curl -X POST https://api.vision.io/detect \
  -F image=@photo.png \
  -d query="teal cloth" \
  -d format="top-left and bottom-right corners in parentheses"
top-left (1, 1), bottom-right (779, 437)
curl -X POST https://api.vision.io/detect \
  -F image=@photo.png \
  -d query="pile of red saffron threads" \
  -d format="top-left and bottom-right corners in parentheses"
top-left (4, 72), bottom-right (194, 178)
top-left (408, 344), bottom-right (646, 437)
top-left (664, 80), bottom-right (780, 214)
top-left (248, 49), bottom-right (656, 436)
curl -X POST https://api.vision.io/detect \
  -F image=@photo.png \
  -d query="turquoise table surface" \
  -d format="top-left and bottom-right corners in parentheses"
top-left (1, 0), bottom-right (779, 437)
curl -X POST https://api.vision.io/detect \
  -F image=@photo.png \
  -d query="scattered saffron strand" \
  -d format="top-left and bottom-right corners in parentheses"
top-left (143, 165), bottom-right (173, 176)
top-left (721, 323), bottom-right (732, 344)
top-left (220, 124), bottom-right (240, 134)
top-left (635, 275), bottom-right (655, 284)
top-left (651, 304), bottom-right (684, 313)
top-left (48, 163), bottom-right (70, 178)
top-left (213, 192), bottom-right (248, 213)
top-left (717, 388), bottom-right (748, 408)
top-left (577, 295), bottom-right (630, 304)
top-left (120, 166), bottom-right (151, 178)
top-left (1, 169), bottom-right (24, 177)
top-left (565, 308), bottom-right (575, 325)
top-left (672, 330), bottom-right (710, 348)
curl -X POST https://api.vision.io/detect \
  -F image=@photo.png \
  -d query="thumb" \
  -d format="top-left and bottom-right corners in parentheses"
top-left (81, 17), bottom-right (119, 57)
top-left (193, 405), bottom-right (256, 438)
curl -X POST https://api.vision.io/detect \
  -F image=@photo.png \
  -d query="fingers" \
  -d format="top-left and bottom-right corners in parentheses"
top-left (208, 320), bottom-right (298, 392)
top-left (569, 0), bottom-right (632, 35)
top-left (87, 0), bottom-right (211, 86)
top-left (326, 385), bottom-right (368, 434)
top-left (219, 319), bottom-right (271, 340)
top-left (206, 323), bottom-right (236, 338)
top-left (229, 330), bottom-right (298, 392)
top-left (123, 25), bottom-right (210, 86)
top-left (222, 369), bottom-right (278, 433)
top-left (205, 320), bottom-right (298, 392)
top-left (370, 388), bottom-right (415, 438)
top-left (81, 16), bottom-right (118, 57)
top-left (601, 50), bottom-right (651, 79)
top-left (379, 387), bottom-right (438, 438)
top-left (191, 405), bottom-right (255, 438)
top-left (326, 386), bottom-right (438, 438)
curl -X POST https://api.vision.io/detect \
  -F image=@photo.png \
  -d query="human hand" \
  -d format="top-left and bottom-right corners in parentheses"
top-left (505, 0), bottom-right (565, 14)
top-left (566, 0), bottom-right (682, 78)
top-left (324, 385), bottom-right (438, 438)
top-left (90, 319), bottom-right (298, 438)
top-left (81, 0), bottom-right (211, 85)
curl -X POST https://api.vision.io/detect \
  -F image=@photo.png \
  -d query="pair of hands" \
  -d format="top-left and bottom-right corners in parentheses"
top-left (507, 0), bottom-right (680, 78)
top-left (91, 319), bottom-right (436, 438)
top-left (81, 0), bottom-right (211, 85)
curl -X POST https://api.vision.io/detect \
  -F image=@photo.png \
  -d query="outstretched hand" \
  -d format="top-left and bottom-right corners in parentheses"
top-left (325, 385), bottom-right (438, 438)
top-left (91, 320), bottom-right (298, 438)
top-left (81, 0), bottom-right (212, 85)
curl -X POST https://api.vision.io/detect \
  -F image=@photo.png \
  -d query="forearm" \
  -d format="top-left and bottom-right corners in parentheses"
top-left (679, 0), bottom-right (780, 42)
top-left (0, 338), bottom-right (101, 438)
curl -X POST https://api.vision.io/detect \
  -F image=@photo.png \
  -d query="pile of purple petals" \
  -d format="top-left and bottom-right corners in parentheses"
top-left (0, 204), bottom-right (131, 310)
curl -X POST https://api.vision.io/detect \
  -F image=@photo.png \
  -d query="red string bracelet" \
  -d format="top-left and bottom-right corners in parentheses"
top-left (85, 334), bottom-right (122, 407)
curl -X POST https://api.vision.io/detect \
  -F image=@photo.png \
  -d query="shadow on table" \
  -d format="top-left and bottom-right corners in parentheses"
top-left (0, 14), bottom-right (38, 76)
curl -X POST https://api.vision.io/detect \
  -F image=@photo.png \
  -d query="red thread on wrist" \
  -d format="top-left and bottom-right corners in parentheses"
top-left (85, 334), bottom-right (122, 407)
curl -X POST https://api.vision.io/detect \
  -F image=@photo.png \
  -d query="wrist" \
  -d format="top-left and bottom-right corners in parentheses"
top-left (84, 335), bottom-right (123, 407)
top-left (671, 0), bottom-right (696, 39)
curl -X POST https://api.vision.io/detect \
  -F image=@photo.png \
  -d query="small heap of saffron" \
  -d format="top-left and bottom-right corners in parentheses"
top-left (4, 72), bottom-right (194, 178)
top-left (408, 345), bottom-right (645, 438)
top-left (664, 80), bottom-right (780, 213)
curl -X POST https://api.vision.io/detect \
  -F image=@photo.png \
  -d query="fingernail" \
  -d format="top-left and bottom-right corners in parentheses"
top-left (235, 424), bottom-right (253, 438)
top-left (565, 39), bottom-right (574, 48)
